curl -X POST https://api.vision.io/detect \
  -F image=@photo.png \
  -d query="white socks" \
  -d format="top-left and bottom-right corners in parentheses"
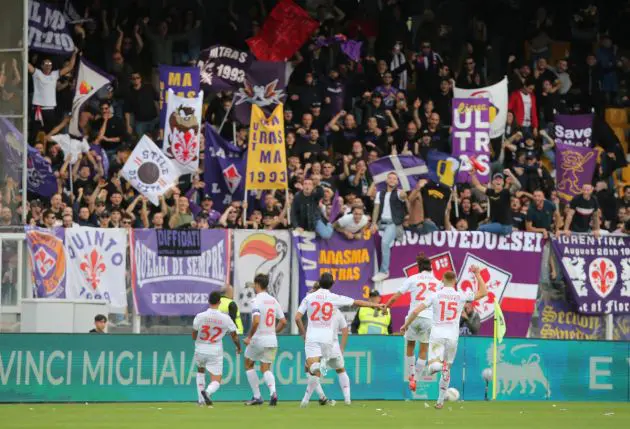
top-left (437, 367), bottom-right (450, 404)
top-left (303, 374), bottom-right (321, 402)
top-left (338, 371), bottom-right (351, 404)
top-left (429, 361), bottom-right (442, 375)
top-left (246, 369), bottom-right (261, 399)
top-left (415, 358), bottom-right (426, 380)
top-left (207, 380), bottom-right (221, 396)
top-left (196, 373), bottom-right (205, 403)
top-left (307, 374), bottom-right (326, 399)
top-left (263, 371), bottom-right (276, 396)
top-left (406, 355), bottom-right (416, 378)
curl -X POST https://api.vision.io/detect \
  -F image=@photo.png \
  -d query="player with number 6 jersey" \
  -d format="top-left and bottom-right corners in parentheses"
top-left (193, 291), bottom-right (241, 407)
top-left (244, 274), bottom-right (287, 407)
top-left (384, 253), bottom-right (439, 392)
top-left (295, 273), bottom-right (385, 408)
top-left (400, 267), bottom-right (487, 409)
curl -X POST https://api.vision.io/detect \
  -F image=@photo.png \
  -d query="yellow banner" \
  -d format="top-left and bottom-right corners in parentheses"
top-left (246, 104), bottom-right (288, 190)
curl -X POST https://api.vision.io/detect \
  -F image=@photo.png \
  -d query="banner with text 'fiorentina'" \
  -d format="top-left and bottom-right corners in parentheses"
top-left (292, 231), bottom-right (375, 301)
top-left (130, 229), bottom-right (230, 315)
top-left (551, 235), bottom-right (630, 315)
top-left (381, 230), bottom-right (545, 337)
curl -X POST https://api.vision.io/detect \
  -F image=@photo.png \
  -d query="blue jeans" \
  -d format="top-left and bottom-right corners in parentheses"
top-left (415, 219), bottom-right (439, 235)
top-left (315, 219), bottom-right (334, 239)
top-left (135, 118), bottom-right (159, 138)
top-left (379, 222), bottom-right (397, 273)
top-left (478, 223), bottom-right (513, 235)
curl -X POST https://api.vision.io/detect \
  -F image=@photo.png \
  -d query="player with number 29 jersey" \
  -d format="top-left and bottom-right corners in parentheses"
top-left (298, 289), bottom-right (354, 347)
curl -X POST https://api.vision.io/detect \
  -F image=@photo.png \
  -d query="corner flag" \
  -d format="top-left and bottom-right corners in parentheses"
top-left (491, 300), bottom-right (506, 400)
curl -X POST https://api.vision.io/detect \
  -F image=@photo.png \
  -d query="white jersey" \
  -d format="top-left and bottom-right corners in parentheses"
top-left (298, 289), bottom-right (354, 344)
top-left (331, 309), bottom-right (348, 345)
top-left (250, 291), bottom-right (285, 347)
top-left (398, 271), bottom-right (440, 319)
top-left (193, 308), bottom-right (237, 355)
top-left (425, 287), bottom-right (475, 341)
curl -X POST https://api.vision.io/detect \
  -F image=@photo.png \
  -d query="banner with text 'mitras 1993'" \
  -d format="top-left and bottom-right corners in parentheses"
top-left (451, 98), bottom-right (491, 183)
top-left (130, 229), bottom-right (231, 315)
top-left (381, 230), bottom-right (545, 337)
top-left (551, 235), bottom-right (630, 315)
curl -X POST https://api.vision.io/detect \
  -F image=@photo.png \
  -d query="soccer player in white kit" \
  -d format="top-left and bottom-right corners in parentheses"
top-left (193, 291), bottom-right (242, 407)
top-left (400, 267), bottom-right (487, 408)
top-left (243, 274), bottom-right (287, 406)
top-left (295, 272), bottom-right (384, 408)
top-left (323, 308), bottom-right (352, 405)
top-left (384, 253), bottom-right (439, 392)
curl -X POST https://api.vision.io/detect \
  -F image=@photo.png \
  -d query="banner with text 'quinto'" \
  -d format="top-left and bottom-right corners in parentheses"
top-left (381, 230), bottom-right (544, 337)
top-left (246, 104), bottom-right (288, 191)
top-left (130, 229), bottom-right (231, 315)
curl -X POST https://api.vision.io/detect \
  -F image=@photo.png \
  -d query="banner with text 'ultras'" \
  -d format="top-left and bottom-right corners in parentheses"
top-left (246, 104), bottom-right (288, 190)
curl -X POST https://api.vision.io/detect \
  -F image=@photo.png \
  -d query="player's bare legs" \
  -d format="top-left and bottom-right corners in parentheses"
top-left (406, 340), bottom-right (417, 391)
top-left (301, 357), bottom-right (323, 407)
top-left (336, 368), bottom-right (351, 405)
top-left (196, 367), bottom-right (206, 406)
top-left (244, 358), bottom-right (264, 406)
top-left (201, 372), bottom-right (221, 407)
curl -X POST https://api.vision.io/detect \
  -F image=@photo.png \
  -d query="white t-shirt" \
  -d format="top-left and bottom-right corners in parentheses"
top-left (193, 308), bottom-right (237, 355)
top-left (398, 271), bottom-right (440, 319)
top-left (250, 291), bottom-right (285, 347)
top-left (298, 289), bottom-right (354, 344)
top-left (336, 213), bottom-right (369, 233)
top-left (520, 92), bottom-right (532, 127)
top-left (32, 69), bottom-right (60, 108)
top-left (425, 287), bottom-right (475, 341)
top-left (50, 134), bottom-right (90, 164)
top-left (374, 190), bottom-right (403, 222)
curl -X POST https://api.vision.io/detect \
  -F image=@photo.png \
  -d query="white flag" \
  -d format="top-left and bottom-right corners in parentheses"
top-left (163, 89), bottom-right (203, 175)
top-left (65, 227), bottom-right (128, 312)
top-left (121, 135), bottom-right (179, 205)
top-left (70, 59), bottom-right (111, 136)
top-left (454, 76), bottom-right (508, 139)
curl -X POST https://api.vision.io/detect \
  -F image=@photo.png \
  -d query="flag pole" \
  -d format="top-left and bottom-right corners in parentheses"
top-left (453, 186), bottom-right (459, 218)
top-left (492, 310), bottom-right (498, 400)
top-left (218, 93), bottom-right (236, 134)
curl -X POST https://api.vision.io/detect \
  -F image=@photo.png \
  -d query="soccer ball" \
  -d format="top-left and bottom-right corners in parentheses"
top-left (482, 368), bottom-right (493, 382)
top-left (445, 387), bottom-right (460, 402)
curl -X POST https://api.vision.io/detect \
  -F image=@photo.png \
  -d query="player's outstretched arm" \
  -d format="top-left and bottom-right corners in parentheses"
top-left (384, 292), bottom-right (402, 310)
top-left (353, 299), bottom-right (385, 310)
top-left (471, 266), bottom-right (488, 301)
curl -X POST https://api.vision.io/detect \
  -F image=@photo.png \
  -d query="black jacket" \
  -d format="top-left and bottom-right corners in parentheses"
top-left (291, 186), bottom-right (325, 231)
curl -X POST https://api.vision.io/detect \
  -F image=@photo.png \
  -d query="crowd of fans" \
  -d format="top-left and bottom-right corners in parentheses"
top-left (2, 1), bottom-right (630, 281)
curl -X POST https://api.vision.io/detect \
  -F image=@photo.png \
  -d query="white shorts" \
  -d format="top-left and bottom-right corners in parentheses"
top-left (404, 317), bottom-right (432, 343)
top-left (305, 341), bottom-right (333, 360)
top-left (194, 352), bottom-right (223, 376)
top-left (325, 343), bottom-right (345, 370)
top-left (245, 343), bottom-right (278, 364)
top-left (428, 337), bottom-right (458, 365)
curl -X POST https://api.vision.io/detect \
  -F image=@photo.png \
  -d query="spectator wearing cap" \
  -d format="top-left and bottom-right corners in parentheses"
top-left (508, 76), bottom-right (539, 137)
top-left (124, 71), bottom-right (159, 138)
top-left (89, 314), bottom-right (108, 334)
top-left (333, 205), bottom-right (369, 240)
top-left (563, 184), bottom-right (602, 238)
top-left (351, 290), bottom-right (391, 335)
top-left (291, 177), bottom-right (333, 239)
top-left (472, 168), bottom-right (521, 235)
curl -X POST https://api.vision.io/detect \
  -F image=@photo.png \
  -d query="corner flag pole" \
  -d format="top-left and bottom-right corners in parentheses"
top-left (492, 313), bottom-right (498, 400)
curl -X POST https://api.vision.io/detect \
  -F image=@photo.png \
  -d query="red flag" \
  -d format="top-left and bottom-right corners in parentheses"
top-left (246, 0), bottom-right (319, 61)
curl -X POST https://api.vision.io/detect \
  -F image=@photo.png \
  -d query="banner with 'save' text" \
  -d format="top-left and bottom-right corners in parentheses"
top-left (381, 230), bottom-right (545, 337)
top-left (246, 104), bottom-right (288, 190)
top-left (130, 229), bottom-right (231, 315)
top-left (292, 230), bottom-right (375, 301)
top-left (554, 114), bottom-right (594, 148)
top-left (551, 235), bottom-right (630, 315)
top-left (451, 98), bottom-right (491, 183)
top-left (158, 66), bottom-right (200, 130)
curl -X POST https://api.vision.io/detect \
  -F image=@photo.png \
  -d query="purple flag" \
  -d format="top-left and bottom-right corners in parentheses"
top-left (89, 144), bottom-right (109, 178)
top-left (551, 235), bottom-right (630, 315)
top-left (314, 34), bottom-right (347, 48)
top-left (25, 226), bottom-right (67, 299)
top-left (451, 98), bottom-right (492, 183)
top-left (536, 299), bottom-right (605, 340)
top-left (381, 231), bottom-right (545, 337)
top-left (130, 229), bottom-right (230, 315)
top-left (27, 146), bottom-right (57, 197)
top-left (329, 190), bottom-right (341, 221)
top-left (233, 61), bottom-right (287, 124)
top-left (28, 1), bottom-right (75, 55)
top-left (340, 40), bottom-right (362, 62)
top-left (0, 118), bottom-right (24, 183)
top-left (554, 114), bottom-right (594, 148)
top-left (158, 66), bottom-right (201, 129)
top-left (292, 231), bottom-right (375, 301)
top-left (555, 143), bottom-right (597, 202)
top-left (204, 126), bottom-right (248, 211)
top-left (198, 45), bottom-right (254, 92)
top-left (368, 155), bottom-right (428, 191)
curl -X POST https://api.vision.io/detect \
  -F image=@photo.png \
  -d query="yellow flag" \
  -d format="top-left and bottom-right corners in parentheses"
top-left (494, 300), bottom-right (506, 343)
top-left (246, 104), bottom-right (288, 191)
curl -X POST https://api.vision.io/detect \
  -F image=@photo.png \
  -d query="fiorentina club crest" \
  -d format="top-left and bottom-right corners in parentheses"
top-left (34, 247), bottom-right (56, 277)
top-left (80, 248), bottom-right (106, 290)
top-left (588, 257), bottom-right (617, 299)
top-left (166, 105), bottom-right (200, 165)
top-left (457, 253), bottom-right (511, 321)
top-left (403, 251), bottom-right (455, 280)
top-left (27, 230), bottom-right (66, 298)
top-left (223, 164), bottom-right (242, 194)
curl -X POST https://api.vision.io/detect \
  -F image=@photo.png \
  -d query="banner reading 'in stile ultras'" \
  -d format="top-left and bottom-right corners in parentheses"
top-left (246, 104), bottom-right (288, 190)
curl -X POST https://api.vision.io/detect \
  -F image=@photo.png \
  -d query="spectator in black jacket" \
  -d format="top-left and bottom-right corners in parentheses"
top-left (291, 178), bottom-right (333, 239)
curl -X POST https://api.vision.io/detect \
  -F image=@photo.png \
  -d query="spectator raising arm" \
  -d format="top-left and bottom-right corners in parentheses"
top-left (59, 49), bottom-right (79, 77)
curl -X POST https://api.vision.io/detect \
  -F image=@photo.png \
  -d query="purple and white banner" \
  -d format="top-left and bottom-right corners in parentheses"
top-left (368, 155), bottom-right (428, 191)
top-left (130, 229), bottom-right (231, 315)
top-left (555, 143), bottom-right (597, 202)
top-left (451, 98), bottom-right (492, 183)
top-left (551, 235), bottom-right (630, 315)
top-left (198, 45), bottom-right (253, 91)
top-left (158, 66), bottom-right (201, 129)
top-left (381, 230), bottom-right (545, 337)
top-left (233, 61), bottom-right (287, 124)
top-left (25, 227), bottom-right (67, 299)
top-left (27, 145), bottom-right (57, 197)
top-left (292, 231), bottom-right (375, 301)
top-left (536, 299), bottom-right (605, 340)
top-left (554, 114), bottom-right (594, 148)
top-left (28, 1), bottom-right (75, 55)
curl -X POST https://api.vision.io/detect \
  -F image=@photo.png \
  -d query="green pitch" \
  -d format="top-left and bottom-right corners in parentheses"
top-left (2, 401), bottom-right (627, 429)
